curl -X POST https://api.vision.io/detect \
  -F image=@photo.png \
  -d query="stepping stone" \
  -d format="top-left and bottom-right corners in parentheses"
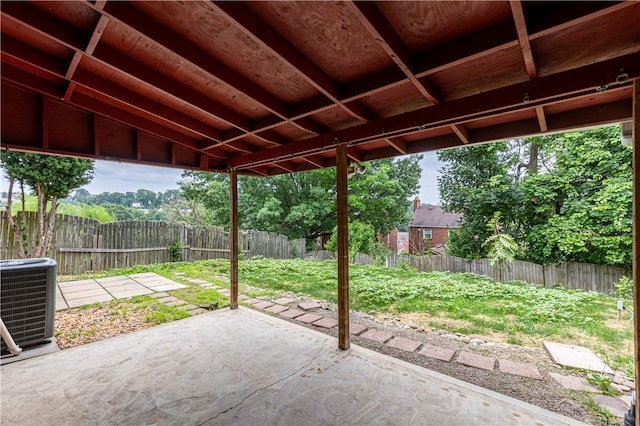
top-left (274, 297), bottom-right (295, 305)
top-left (164, 300), bottom-right (188, 307)
top-left (178, 304), bottom-right (199, 311)
top-left (298, 301), bottom-right (322, 310)
top-left (456, 351), bottom-right (495, 371)
top-left (66, 294), bottom-right (113, 308)
top-left (594, 395), bottom-right (629, 418)
top-left (244, 298), bottom-right (261, 304)
top-left (296, 313), bottom-right (323, 324)
top-left (548, 372), bottom-right (599, 392)
top-left (418, 344), bottom-right (455, 362)
top-left (238, 294), bottom-right (248, 300)
top-left (156, 296), bottom-right (180, 304)
top-left (187, 308), bottom-right (209, 316)
top-left (253, 300), bottom-right (275, 310)
top-left (265, 304), bottom-right (289, 314)
top-left (279, 309), bottom-right (305, 319)
top-left (147, 283), bottom-right (188, 292)
top-left (498, 359), bottom-right (543, 380)
top-left (218, 289), bottom-right (231, 296)
top-left (386, 337), bottom-right (422, 352)
top-left (543, 341), bottom-right (613, 374)
top-left (148, 292), bottom-right (170, 299)
top-left (349, 323), bottom-right (368, 336)
top-left (360, 329), bottom-right (393, 344)
top-left (312, 317), bottom-right (338, 329)
top-left (65, 288), bottom-right (110, 299)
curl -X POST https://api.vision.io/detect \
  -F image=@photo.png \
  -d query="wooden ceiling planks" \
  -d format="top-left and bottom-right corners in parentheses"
top-left (1, 1), bottom-right (638, 175)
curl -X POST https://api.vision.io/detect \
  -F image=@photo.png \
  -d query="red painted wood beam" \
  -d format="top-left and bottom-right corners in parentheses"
top-left (535, 106), bottom-right (548, 132)
top-left (386, 138), bottom-right (407, 155)
top-left (229, 52), bottom-right (640, 168)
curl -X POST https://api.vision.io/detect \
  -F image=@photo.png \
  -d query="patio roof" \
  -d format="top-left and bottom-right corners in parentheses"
top-left (1, 1), bottom-right (638, 175)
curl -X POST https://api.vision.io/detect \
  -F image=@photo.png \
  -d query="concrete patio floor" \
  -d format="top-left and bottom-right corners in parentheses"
top-left (1, 307), bottom-right (584, 425)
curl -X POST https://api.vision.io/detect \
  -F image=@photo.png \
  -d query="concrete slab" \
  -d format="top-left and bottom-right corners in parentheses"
top-left (164, 300), bottom-right (188, 307)
top-left (66, 294), bottom-right (113, 308)
top-left (298, 301), bottom-right (322, 310)
top-left (146, 283), bottom-right (188, 292)
top-left (0, 340), bottom-right (59, 365)
top-left (156, 296), bottom-right (180, 304)
top-left (0, 308), bottom-right (585, 425)
top-left (386, 337), bottom-right (422, 353)
top-left (312, 317), bottom-right (338, 329)
top-left (543, 341), bottom-right (613, 374)
top-left (59, 283), bottom-right (103, 293)
top-left (55, 298), bottom-right (68, 311)
top-left (244, 298), bottom-right (261, 304)
top-left (96, 278), bottom-right (137, 287)
top-left (274, 297), bottom-right (295, 305)
top-left (360, 328), bottom-right (393, 344)
top-left (419, 344), bottom-right (456, 362)
top-left (102, 283), bottom-right (147, 293)
top-left (128, 272), bottom-right (158, 279)
top-left (64, 288), bottom-right (111, 299)
top-left (498, 360), bottom-right (543, 380)
top-left (109, 288), bottom-right (155, 299)
top-left (457, 351), bottom-right (495, 371)
top-left (148, 292), bottom-right (170, 299)
top-left (58, 279), bottom-right (97, 287)
top-left (95, 276), bottom-right (135, 283)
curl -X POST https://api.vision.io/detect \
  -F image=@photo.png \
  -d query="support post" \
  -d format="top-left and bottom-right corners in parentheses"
top-left (230, 168), bottom-right (239, 309)
top-left (633, 79), bottom-right (640, 425)
top-left (336, 143), bottom-right (350, 350)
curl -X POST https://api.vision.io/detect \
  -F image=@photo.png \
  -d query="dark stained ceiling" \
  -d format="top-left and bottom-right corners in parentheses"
top-left (1, 1), bottom-right (639, 176)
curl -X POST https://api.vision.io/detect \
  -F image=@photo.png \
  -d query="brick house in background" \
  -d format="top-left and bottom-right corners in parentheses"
top-left (378, 229), bottom-right (409, 253)
top-left (408, 197), bottom-right (462, 255)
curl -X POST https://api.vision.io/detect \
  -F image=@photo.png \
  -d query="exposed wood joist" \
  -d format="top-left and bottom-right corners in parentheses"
top-left (386, 138), bottom-right (408, 155)
top-left (510, 1), bottom-right (537, 78)
top-left (230, 52), bottom-right (640, 168)
top-left (535, 106), bottom-right (548, 132)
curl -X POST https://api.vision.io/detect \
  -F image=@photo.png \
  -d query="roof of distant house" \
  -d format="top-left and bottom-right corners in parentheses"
top-left (410, 205), bottom-right (462, 229)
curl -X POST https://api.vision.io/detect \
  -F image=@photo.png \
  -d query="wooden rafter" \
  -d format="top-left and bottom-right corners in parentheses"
top-left (510, 1), bottom-right (537, 78)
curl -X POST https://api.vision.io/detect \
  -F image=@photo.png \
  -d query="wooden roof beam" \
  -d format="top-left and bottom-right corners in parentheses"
top-left (229, 52), bottom-right (640, 169)
top-left (386, 138), bottom-right (407, 155)
top-left (450, 125), bottom-right (469, 145)
top-left (535, 106), bottom-right (548, 132)
top-left (510, 1), bottom-right (537, 79)
top-left (212, 1), bottom-right (370, 123)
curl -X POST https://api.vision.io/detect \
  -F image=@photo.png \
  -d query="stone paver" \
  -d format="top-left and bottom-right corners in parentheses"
top-left (156, 296), bottom-right (180, 304)
top-left (60, 284), bottom-right (103, 293)
top-left (238, 295), bottom-right (248, 300)
top-left (295, 313), bottom-right (323, 324)
top-left (312, 317), bottom-right (338, 329)
top-left (498, 359), bottom-right (543, 380)
top-left (274, 297), bottom-right (295, 305)
top-left (253, 300), bottom-right (275, 310)
top-left (360, 329), bottom-right (393, 344)
top-left (279, 309), bottom-right (305, 319)
top-left (165, 300), bottom-right (188, 307)
top-left (543, 341), bottom-right (613, 374)
top-left (103, 284), bottom-right (146, 292)
top-left (178, 304), bottom-right (199, 311)
top-left (349, 323), bottom-right (368, 336)
top-left (98, 279), bottom-right (137, 288)
top-left (58, 279), bottom-right (96, 288)
top-left (146, 283), bottom-right (188, 292)
top-left (244, 298), bottom-right (261, 304)
top-left (64, 288), bottom-right (111, 300)
top-left (548, 372), bottom-right (599, 392)
top-left (148, 292), bottom-right (170, 299)
top-left (67, 294), bottom-right (114, 308)
top-left (298, 301), bottom-right (322, 310)
top-left (129, 272), bottom-right (158, 279)
top-left (109, 288), bottom-right (154, 299)
top-left (456, 351), bottom-right (495, 371)
top-left (594, 395), bottom-right (629, 418)
top-left (265, 304), bottom-right (289, 314)
top-left (95, 276), bottom-right (134, 284)
top-left (386, 337), bottom-right (422, 352)
top-left (218, 289), bottom-right (232, 295)
top-left (418, 344), bottom-right (456, 362)
top-left (55, 298), bottom-right (68, 311)
top-left (187, 308), bottom-right (209, 316)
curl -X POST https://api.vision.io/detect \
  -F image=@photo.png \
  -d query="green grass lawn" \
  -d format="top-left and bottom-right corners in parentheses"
top-left (67, 257), bottom-right (633, 374)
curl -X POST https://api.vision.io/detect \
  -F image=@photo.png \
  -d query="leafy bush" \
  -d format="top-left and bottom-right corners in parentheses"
top-left (614, 276), bottom-right (633, 300)
top-left (168, 241), bottom-right (182, 262)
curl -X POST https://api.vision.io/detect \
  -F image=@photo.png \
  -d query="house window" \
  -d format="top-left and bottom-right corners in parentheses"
top-left (424, 228), bottom-right (432, 240)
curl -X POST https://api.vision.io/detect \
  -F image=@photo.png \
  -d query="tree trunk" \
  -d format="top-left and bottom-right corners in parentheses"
top-left (33, 182), bottom-right (46, 258)
top-left (42, 196), bottom-right (58, 257)
top-left (528, 142), bottom-right (539, 175)
top-left (4, 179), bottom-right (26, 259)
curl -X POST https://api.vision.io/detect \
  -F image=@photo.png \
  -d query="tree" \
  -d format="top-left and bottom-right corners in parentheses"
top-left (1, 152), bottom-right (94, 258)
top-left (437, 142), bottom-right (523, 259)
top-left (178, 156), bottom-right (422, 242)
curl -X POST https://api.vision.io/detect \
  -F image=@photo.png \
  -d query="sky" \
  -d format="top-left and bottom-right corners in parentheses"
top-left (1, 153), bottom-right (444, 205)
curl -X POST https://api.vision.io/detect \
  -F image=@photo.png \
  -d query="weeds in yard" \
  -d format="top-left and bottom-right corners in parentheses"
top-left (586, 373), bottom-right (620, 396)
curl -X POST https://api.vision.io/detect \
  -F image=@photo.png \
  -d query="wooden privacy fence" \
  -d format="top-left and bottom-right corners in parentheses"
top-left (0, 212), bottom-right (305, 274)
top-left (386, 254), bottom-right (630, 295)
top-left (304, 251), bottom-right (629, 296)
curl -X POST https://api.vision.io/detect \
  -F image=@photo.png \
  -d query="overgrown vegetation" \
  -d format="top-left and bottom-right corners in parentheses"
top-left (78, 258), bottom-right (633, 374)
